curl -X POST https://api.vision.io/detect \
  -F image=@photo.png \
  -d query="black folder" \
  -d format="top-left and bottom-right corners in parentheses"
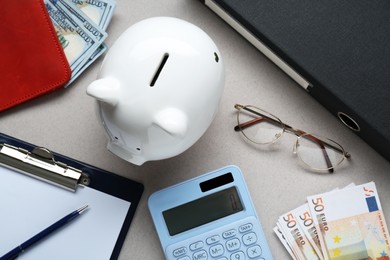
top-left (0, 132), bottom-right (144, 260)
top-left (202, 0), bottom-right (390, 162)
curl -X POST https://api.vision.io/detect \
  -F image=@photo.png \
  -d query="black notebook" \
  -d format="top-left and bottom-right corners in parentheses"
top-left (202, 0), bottom-right (390, 162)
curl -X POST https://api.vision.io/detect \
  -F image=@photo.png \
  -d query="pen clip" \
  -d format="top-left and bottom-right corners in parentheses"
top-left (0, 143), bottom-right (90, 192)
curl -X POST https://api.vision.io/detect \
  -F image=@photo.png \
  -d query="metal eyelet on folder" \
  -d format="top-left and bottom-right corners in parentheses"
top-left (337, 112), bottom-right (361, 132)
top-left (0, 143), bottom-right (90, 192)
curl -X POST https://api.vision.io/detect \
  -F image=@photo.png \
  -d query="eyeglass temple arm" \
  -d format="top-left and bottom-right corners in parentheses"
top-left (234, 104), bottom-right (282, 131)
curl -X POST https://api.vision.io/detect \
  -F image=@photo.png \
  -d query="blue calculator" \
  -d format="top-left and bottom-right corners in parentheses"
top-left (148, 165), bottom-right (273, 260)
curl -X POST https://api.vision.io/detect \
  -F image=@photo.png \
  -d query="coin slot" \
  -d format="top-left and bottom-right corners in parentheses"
top-left (337, 112), bottom-right (361, 132)
top-left (214, 52), bottom-right (219, 62)
top-left (150, 53), bottom-right (169, 87)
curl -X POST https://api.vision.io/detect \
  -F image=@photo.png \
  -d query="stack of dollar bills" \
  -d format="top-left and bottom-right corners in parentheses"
top-left (44, 0), bottom-right (116, 87)
top-left (275, 182), bottom-right (390, 260)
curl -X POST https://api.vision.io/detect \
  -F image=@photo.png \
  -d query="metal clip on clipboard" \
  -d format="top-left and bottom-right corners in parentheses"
top-left (0, 143), bottom-right (90, 192)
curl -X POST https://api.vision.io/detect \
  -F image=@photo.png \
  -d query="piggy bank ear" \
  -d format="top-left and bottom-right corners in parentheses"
top-left (154, 108), bottom-right (188, 138)
top-left (86, 78), bottom-right (120, 106)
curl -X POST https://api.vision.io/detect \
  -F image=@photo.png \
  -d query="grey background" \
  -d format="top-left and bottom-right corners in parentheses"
top-left (1, 0), bottom-right (389, 259)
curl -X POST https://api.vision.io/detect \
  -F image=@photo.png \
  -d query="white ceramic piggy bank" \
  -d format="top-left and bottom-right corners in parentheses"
top-left (87, 17), bottom-right (224, 165)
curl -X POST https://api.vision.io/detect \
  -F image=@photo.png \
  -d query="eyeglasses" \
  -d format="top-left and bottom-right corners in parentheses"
top-left (234, 104), bottom-right (351, 173)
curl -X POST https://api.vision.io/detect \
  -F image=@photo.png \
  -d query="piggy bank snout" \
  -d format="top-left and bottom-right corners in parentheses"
top-left (87, 78), bottom-right (120, 106)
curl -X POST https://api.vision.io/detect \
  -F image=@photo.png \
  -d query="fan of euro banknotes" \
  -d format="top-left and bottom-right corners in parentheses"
top-left (275, 182), bottom-right (390, 260)
top-left (44, 0), bottom-right (116, 87)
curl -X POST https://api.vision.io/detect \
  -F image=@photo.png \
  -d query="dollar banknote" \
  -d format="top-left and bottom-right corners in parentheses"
top-left (54, 0), bottom-right (107, 41)
top-left (45, 0), bottom-right (116, 86)
top-left (65, 43), bottom-right (107, 87)
top-left (48, 0), bottom-right (107, 76)
top-left (68, 0), bottom-right (116, 30)
top-left (45, 0), bottom-right (100, 72)
top-left (307, 182), bottom-right (390, 260)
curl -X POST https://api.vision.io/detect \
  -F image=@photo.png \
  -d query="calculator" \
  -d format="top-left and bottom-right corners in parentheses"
top-left (148, 165), bottom-right (273, 260)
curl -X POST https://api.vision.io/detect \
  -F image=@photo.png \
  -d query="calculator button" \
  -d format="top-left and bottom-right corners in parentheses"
top-left (242, 232), bottom-right (257, 246)
top-left (190, 241), bottom-right (204, 251)
top-left (193, 250), bottom-right (208, 260)
top-left (239, 223), bottom-right (253, 233)
top-left (173, 247), bottom-right (187, 257)
top-left (178, 256), bottom-right (191, 260)
top-left (247, 245), bottom-right (262, 258)
top-left (209, 244), bottom-right (224, 257)
top-left (230, 251), bottom-right (245, 260)
top-left (226, 238), bottom-right (241, 252)
top-left (206, 235), bottom-right (220, 245)
top-left (222, 229), bottom-right (237, 239)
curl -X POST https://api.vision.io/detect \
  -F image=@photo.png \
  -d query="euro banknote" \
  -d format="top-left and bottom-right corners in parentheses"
top-left (293, 203), bottom-right (325, 260)
top-left (275, 182), bottom-right (390, 260)
top-left (274, 225), bottom-right (298, 260)
top-left (307, 182), bottom-right (390, 260)
top-left (275, 188), bottom-right (342, 260)
top-left (278, 209), bottom-right (320, 260)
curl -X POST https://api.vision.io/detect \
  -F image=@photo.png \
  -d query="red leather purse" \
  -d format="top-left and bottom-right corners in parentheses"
top-left (0, 0), bottom-right (71, 112)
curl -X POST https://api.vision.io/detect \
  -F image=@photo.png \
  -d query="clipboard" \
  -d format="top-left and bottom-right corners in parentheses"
top-left (0, 132), bottom-right (144, 260)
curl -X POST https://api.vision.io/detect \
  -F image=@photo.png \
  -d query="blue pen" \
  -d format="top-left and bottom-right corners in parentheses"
top-left (0, 205), bottom-right (89, 260)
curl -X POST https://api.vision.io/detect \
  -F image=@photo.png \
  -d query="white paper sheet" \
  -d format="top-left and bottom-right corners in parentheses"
top-left (0, 166), bottom-right (131, 260)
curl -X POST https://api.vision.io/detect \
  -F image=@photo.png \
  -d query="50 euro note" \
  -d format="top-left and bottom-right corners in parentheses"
top-left (293, 186), bottom-right (354, 260)
top-left (274, 224), bottom-right (299, 260)
top-left (293, 203), bottom-right (325, 260)
top-left (278, 210), bottom-right (321, 260)
top-left (307, 182), bottom-right (390, 260)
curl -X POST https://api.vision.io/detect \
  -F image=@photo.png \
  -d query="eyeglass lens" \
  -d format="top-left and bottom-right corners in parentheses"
top-left (237, 106), bottom-right (284, 144)
top-left (295, 134), bottom-right (345, 171)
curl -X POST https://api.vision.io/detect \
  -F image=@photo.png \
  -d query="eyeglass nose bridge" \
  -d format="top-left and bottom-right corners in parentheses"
top-left (273, 132), bottom-right (283, 143)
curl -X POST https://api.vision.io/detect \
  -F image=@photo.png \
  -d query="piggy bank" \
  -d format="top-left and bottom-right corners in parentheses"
top-left (87, 17), bottom-right (224, 165)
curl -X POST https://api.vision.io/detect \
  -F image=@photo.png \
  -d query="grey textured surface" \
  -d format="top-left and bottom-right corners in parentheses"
top-left (0, 1), bottom-right (389, 259)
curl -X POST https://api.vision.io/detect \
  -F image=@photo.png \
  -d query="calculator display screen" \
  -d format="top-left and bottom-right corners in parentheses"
top-left (162, 186), bottom-right (243, 236)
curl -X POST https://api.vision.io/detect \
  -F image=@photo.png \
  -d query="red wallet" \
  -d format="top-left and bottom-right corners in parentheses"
top-left (0, 0), bottom-right (71, 112)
